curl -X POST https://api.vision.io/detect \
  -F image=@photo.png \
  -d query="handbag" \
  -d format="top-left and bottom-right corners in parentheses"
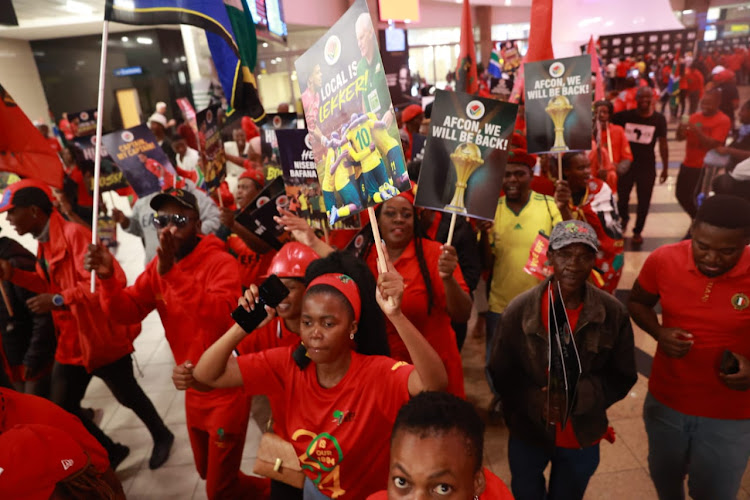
top-left (253, 432), bottom-right (306, 489)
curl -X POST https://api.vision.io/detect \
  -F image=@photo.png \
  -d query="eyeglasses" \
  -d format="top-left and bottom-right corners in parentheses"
top-left (152, 214), bottom-right (191, 229)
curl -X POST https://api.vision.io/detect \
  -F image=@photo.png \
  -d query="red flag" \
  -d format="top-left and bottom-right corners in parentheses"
top-left (0, 85), bottom-right (63, 188)
top-left (588, 36), bottom-right (605, 101)
top-left (455, 0), bottom-right (478, 94)
top-left (525, 0), bottom-right (554, 63)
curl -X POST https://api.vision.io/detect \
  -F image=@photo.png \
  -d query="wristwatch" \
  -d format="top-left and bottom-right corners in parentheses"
top-left (52, 294), bottom-right (65, 307)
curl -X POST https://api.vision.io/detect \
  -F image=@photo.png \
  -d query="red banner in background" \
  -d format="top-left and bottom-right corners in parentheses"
top-left (455, 0), bottom-right (478, 95)
top-left (0, 85), bottom-right (64, 189)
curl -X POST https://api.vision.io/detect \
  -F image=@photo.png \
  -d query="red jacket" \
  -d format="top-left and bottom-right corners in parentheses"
top-left (11, 211), bottom-right (136, 372)
top-left (97, 234), bottom-right (240, 366)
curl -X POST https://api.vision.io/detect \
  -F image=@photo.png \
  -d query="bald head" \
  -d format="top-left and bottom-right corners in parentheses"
top-left (355, 13), bottom-right (375, 62)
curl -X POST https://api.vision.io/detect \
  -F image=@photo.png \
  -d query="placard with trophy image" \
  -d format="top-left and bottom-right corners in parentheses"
top-left (523, 55), bottom-right (592, 154)
top-left (414, 89), bottom-right (518, 221)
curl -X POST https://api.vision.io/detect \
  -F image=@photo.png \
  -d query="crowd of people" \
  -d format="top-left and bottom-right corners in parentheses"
top-left (2, 40), bottom-right (750, 500)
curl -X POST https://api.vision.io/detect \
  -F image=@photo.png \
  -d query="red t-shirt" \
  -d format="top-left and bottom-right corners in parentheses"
top-left (237, 346), bottom-right (414, 499)
top-left (683, 111), bottom-right (731, 168)
top-left (366, 467), bottom-right (513, 500)
top-left (366, 239), bottom-right (468, 398)
top-left (531, 174), bottom-right (556, 196)
top-left (637, 240), bottom-right (750, 419)
top-left (46, 137), bottom-right (61, 153)
top-left (69, 167), bottom-right (93, 207)
top-left (540, 288), bottom-right (585, 448)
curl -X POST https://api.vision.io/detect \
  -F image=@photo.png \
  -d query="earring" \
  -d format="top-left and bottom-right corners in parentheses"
top-left (474, 497), bottom-right (479, 500)
top-left (350, 333), bottom-right (355, 340)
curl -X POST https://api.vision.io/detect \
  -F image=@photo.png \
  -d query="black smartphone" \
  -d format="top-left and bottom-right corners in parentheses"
top-left (720, 349), bottom-right (740, 375)
top-left (231, 274), bottom-right (290, 333)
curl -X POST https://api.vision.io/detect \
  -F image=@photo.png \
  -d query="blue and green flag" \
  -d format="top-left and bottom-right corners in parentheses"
top-left (105, 0), bottom-right (264, 121)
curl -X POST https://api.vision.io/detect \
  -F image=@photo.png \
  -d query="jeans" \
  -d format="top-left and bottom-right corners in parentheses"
top-left (644, 393), bottom-right (750, 500)
top-left (675, 164), bottom-right (702, 219)
top-left (50, 354), bottom-right (168, 456)
top-left (508, 436), bottom-right (600, 500)
top-left (485, 311), bottom-right (502, 396)
top-left (617, 164), bottom-right (657, 235)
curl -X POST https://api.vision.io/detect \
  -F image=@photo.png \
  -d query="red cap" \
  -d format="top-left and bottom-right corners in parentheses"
top-left (0, 179), bottom-right (53, 213)
top-left (307, 273), bottom-right (361, 322)
top-left (401, 104), bottom-right (423, 123)
top-left (239, 167), bottom-right (265, 188)
top-left (0, 423), bottom-right (88, 499)
top-left (507, 133), bottom-right (537, 169)
top-left (265, 242), bottom-right (318, 278)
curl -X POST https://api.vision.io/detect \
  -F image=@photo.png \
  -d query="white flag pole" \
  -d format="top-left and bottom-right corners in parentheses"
top-left (90, 21), bottom-right (110, 293)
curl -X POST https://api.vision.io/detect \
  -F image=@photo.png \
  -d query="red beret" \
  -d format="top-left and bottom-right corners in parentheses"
top-left (239, 167), bottom-right (265, 188)
top-left (507, 132), bottom-right (537, 169)
top-left (401, 104), bottom-right (423, 123)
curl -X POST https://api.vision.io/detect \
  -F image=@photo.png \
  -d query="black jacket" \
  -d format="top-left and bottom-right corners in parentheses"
top-left (489, 278), bottom-right (636, 449)
top-left (0, 238), bottom-right (56, 374)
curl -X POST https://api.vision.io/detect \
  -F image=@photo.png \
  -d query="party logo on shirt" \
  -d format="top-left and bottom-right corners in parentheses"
top-left (332, 410), bottom-right (355, 425)
top-left (731, 293), bottom-right (749, 311)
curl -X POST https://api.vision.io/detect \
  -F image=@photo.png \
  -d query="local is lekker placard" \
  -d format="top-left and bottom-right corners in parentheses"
top-left (524, 55), bottom-right (592, 154)
top-left (414, 89), bottom-right (518, 221)
top-left (101, 125), bottom-right (176, 198)
top-left (295, 0), bottom-right (409, 226)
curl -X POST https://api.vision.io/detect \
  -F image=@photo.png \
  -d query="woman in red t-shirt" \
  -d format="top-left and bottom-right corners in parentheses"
top-left (366, 391), bottom-right (513, 500)
top-left (193, 251), bottom-right (448, 500)
top-left (364, 193), bottom-right (473, 397)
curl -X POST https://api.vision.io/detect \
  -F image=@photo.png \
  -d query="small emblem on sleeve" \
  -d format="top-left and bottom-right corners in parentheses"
top-left (391, 361), bottom-right (409, 371)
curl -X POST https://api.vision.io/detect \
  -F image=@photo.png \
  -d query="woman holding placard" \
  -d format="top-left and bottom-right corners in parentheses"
top-left (364, 191), bottom-right (473, 397)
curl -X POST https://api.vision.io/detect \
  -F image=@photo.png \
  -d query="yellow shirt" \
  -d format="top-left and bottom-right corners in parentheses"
top-left (345, 118), bottom-right (382, 172)
top-left (488, 193), bottom-right (562, 313)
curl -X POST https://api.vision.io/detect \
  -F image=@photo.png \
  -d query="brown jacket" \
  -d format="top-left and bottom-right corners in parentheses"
top-left (489, 278), bottom-right (636, 449)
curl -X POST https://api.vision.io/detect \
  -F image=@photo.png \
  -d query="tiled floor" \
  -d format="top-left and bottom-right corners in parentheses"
top-left (3, 88), bottom-right (748, 499)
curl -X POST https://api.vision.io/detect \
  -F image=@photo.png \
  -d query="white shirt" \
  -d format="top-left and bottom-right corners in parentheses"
top-left (176, 147), bottom-right (200, 173)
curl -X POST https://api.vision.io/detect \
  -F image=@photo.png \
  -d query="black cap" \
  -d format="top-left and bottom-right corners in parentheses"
top-left (150, 188), bottom-right (199, 214)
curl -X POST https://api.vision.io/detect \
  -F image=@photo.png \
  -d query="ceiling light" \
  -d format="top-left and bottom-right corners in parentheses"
top-left (682, 9), bottom-right (694, 14)
top-left (404, 19), bottom-right (411, 24)
top-left (262, 42), bottom-right (268, 48)
top-left (505, 0), bottom-right (511, 5)
top-left (180, 56), bottom-right (186, 62)
top-left (162, 57), bottom-right (169, 64)
top-left (121, 36), bottom-right (129, 42)
top-left (136, 37), bottom-right (153, 45)
top-left (65, 0), bottom-right (93, 15)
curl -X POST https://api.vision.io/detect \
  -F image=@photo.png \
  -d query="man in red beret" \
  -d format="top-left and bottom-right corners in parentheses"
top-left (479, 134), bottom-right (563, 417)
top-left (401, 104), bottom-right (424, 159)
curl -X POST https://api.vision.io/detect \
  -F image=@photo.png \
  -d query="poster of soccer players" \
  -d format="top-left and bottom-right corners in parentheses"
top-left (524, 55), bottom-right (592, 154)
top-left (196, 104), bottom-right (226, 191)
top-left (71, 135), bottom-right (130, 192)
top-left (414, 90), bottom-right (518, 221)
top-left (295, 0), bottom-right (410, 225)
top-left (101, 125), bottom-right (176, 198)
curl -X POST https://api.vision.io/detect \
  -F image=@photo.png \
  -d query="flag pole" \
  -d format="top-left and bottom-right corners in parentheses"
top-left (90, 21), bottom-right (110, 293)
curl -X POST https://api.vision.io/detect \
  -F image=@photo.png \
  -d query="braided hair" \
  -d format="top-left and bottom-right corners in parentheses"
top-left (367, 199), bottom-right (435, 314)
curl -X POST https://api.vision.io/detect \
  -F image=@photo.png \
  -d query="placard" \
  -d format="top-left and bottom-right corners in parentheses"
top-left (70, 135), bottom-right (129, 192)
top-left (69, 109), bottom-right (97, 138)
top-left (260, 112), bottom-right (297, 183)
top-left (234, 177), bottom-right (292, 250)
top-left (524, 55), bottom-right (592, 154)
top-left (295, 0), bottom-right (410, 224)
top-left (414, 89), bottom-right (517, 221)
top-left (196, 104), bottom-right (226, 191)
top-left (101, 125), bottom-right (176, 198)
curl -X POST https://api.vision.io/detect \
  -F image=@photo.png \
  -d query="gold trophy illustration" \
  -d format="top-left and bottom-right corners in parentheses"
top-left (545, 95), bottom-right (573, 152)
top-left (446, 142), bottom-right (484, 214)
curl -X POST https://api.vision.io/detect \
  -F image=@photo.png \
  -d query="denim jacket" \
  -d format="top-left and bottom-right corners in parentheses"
top-left (488, 278), bottom-right (637, 449)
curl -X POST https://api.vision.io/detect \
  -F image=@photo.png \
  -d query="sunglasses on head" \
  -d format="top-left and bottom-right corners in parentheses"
top-left (152, 214), bottom-right (191, 229)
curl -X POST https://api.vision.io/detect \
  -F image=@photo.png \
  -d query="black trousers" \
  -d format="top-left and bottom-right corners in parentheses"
top-left (50, 354), bottom-right (167, 455)
top-left (617, 164), bottom-right (657, 235)
top-left (676, 164), bottom-right (703, 219)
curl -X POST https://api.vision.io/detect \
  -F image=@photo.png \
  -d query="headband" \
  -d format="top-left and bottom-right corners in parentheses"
top-left (306, 273), bottom-right (361, 322)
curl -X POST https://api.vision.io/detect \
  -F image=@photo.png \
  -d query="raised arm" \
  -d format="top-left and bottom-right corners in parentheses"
top-left (375, 240), bottom-right (448, 395)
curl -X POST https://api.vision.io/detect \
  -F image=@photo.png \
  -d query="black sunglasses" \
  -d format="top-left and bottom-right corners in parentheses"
top-left (152, 214), bottom-right (191, 229)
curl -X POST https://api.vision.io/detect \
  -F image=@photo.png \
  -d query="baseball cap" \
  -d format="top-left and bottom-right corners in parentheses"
top-left (150, 187), bottom-right (199, 213)
top-left (549, 220), bottom-right (599, 252)
top-left (401, 104), bottom-right (423, 123)
top-left (148, 112), bottom-right (168, 128)
top-left (239, 167), bottom-right (265, 188)
top-left (0, 423), bottom-right (88, 500)
top-left (0, 179), bottom-right (54, 213)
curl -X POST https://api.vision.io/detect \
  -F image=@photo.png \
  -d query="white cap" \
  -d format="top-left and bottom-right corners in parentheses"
top-left (148, 113), bottom-right (167, 128)
top-left (712, 65), bottom-right (726, 75)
